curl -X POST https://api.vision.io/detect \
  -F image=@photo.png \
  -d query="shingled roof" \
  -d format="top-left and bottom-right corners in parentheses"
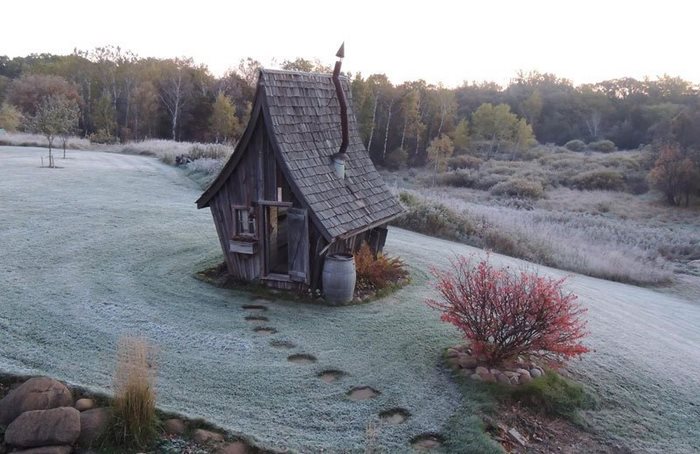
top-left (197, 68), bottom-right (404, 241)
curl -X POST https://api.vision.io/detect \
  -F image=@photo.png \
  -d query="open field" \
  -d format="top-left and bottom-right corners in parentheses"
top-left (1, 147), bottom-right (699, 452)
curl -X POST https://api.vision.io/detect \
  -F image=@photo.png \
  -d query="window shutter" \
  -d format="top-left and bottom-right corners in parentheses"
top-left (287, 208), bottom-right (309, 283)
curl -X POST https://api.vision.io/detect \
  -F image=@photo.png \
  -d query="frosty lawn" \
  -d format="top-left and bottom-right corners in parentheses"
top-left (1, 147), bottom-right (699, 452)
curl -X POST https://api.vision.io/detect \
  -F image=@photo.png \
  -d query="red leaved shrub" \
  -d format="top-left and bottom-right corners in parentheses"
top-left (427, 255), bottom-right (589, 366)
top-left (355, 242), bottom-right (409, 290)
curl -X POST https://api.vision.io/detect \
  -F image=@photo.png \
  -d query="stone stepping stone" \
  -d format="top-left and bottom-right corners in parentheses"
top-left (269, 340), bottom-right (296, 349)
top-left (244, 315), bottom-right (269, 323)
top-left (253, 327), bottom-right (277, 335)
top-left (379, 408), bottom-right (410, 425)
top-left (411, 433), bottom-right (444, 450)
top-left (241, 304), bottom-right (268, 312)
top-left (317, 370), bottom-right (346, 383)
top-left (287, 354), bottom-right (317, 365)
top-left (347, 386), bottom-right (380, 401)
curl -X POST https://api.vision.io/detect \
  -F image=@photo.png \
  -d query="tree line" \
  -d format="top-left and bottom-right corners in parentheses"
top-left (1, 47), bottom-right (700, 165)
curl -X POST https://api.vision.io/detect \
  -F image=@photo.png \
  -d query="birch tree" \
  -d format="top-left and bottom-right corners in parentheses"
top-left (159, 58), bottom-right (193, 141)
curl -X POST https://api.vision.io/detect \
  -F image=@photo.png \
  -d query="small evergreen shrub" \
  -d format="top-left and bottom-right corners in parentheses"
top-left (384, 147), bottom-right (408, 170)
top-left (564, 139), bottom-right (586, 152)
top-left (588, 139), bottom-right (616, 153)
top-left (437, 170), bottom-right (478, 188)
top-left (395, 192), bottom-right (474, 241)
top-left (447, 154), bottom-right (483, 170)
top-left (489, 178), bottom-right (544, 199)
top-left (569, 170), bottom-right (624, 191)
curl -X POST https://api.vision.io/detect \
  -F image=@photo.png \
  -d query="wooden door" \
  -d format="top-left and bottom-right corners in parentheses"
top-left (287, 208), bottom-right (309, 283)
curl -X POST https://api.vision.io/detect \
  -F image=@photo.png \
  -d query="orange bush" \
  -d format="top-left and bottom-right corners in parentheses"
top-left (355, 242), bottom-right (409, 290)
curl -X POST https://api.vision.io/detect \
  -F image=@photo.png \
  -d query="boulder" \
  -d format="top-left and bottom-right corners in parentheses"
top-left (12, 447), bottom-right (73, 454)
top-left (445, 348), bottom-right (460, 358)
top-left (456, 354), bottom-right (478, 369)
top-left (475, 366), bottom-right (489, 376)
top-left (193, 428), bottom-right (225, 444)
top-left (217, 441), bottom-right (250, 454)
top-left (0, 377), bottom-right (73, 426)
top-left (5, 407), bottom-right (80, 448)
top-left (530, 367), bottom-right (543, 378)
top-left (481, 373), bottom-right (497, 383)
top-left (163, 418), bottom-right (186, 435)
top-left (518, 373), bottom-right (532, 384)
top-left (77, 408), bottom-right (112, 447)
top-left (74, 398), bottom-right (95, 412)
top-left (515, 368), bottom-right (531, 379)
top-left (496, 373), bottom-right (511, 385)
top-left (470, 373), bottom-right (482, 381)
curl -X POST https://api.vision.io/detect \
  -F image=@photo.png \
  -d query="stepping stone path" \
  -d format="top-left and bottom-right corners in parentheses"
top-left (347, 386), bottom-right (380, 401)
top-left (287, 354), bottom-right (317, 365)
top-left (317, 370), bottom-right (346, 383)
top-left (379, 408), bottom-right (410, 425)
top-left (411, 433), bottom-right (444, 450)
top-left (241, 304), bottom-right (268, 312)
top-left (244, 315), bottom-right (269, 323)
top-left (253, 327), bottom-right (277, 335)
top-left (269, 340), bottom-right (296, 349)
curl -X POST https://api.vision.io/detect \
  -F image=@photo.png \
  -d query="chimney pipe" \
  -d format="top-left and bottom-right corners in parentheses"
top-left (332, 42), bottom-right (348, 178)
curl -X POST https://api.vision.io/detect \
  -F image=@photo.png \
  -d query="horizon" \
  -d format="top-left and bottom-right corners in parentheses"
top-left (2, 0), bottom-right (699, 88)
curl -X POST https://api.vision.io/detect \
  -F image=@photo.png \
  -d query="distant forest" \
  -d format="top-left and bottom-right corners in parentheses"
top-left (1, 47), bottom-right (700, 166)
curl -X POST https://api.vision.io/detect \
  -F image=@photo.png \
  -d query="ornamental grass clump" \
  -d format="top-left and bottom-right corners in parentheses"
top-left (355, 242), bottom-right (409, 291)
top-left (111, 336), bottom-right (158, 448)
top-left (427, 256), bottom-right (589, 367)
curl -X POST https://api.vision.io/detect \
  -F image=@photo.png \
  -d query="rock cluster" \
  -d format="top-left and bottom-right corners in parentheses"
top-left (446, 344), bottom-right (545, 386)
top-left (0, 377), bottom-right (109, 453)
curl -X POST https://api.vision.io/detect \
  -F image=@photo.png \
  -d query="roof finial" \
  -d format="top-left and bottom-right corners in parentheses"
top-left (336, 42), bottom-right (345, 60)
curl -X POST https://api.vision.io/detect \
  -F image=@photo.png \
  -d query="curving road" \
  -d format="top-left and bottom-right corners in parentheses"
top-left (0, 147), bottom-right (698, 453)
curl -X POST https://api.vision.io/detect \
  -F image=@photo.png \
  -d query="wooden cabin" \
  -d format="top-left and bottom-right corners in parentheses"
top-left (196, 67), bottom-right (404, 291)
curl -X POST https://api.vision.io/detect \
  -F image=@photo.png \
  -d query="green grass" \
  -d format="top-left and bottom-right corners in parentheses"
top-left (510, 371), bottom-right (596, 423)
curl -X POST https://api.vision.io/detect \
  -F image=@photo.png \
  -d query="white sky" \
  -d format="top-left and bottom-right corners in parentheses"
top-left (2, 0), bottom-right (699, 87)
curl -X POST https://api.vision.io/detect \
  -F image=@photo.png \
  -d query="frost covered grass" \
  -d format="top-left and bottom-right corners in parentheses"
top-left (0, 131), bottom-right (92, 149)
top-left (102, 139), bottom-right (234, 166)
top-left (1, 146), bottom-right (698, 453)
top-left (0, 146), bottom-right (498, 452)
top-left (392, 183), bottom-right (700, 285)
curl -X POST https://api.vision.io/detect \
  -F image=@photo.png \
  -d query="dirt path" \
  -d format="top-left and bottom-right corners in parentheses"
top-left (1, 147), bottom-right (698, 453)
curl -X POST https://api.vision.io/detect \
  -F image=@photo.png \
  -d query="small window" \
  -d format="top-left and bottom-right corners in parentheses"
top-left (233, 206), bottom-right (256, 238)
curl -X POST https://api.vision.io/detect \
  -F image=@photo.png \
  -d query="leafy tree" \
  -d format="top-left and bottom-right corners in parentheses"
top-left (426, 134), bottom-right (454, 175)
top-left (0, 103), bottom-right (23, 131)
top-left (427, 255), bottom-right (589, 366)
top-left (648, 145), bottom-right (699, 206)
top-left (451, 118), bottom-right (470, 153)
top-left (281, 58), bottom-right (331, 73)
top-left (209, 93), bottom-right (240, 143)
top-left (29, 95), bottom-right (79, 167)
top-left (471, 103), bottom-right (534, 155)
top-left (7, 74), bottom-right (81, 116)
top-left (58, 99), bottom-right (80, 158)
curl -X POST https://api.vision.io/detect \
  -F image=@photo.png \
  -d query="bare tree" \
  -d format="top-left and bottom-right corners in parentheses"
top-left (159, 59), bottom-right (192, 141)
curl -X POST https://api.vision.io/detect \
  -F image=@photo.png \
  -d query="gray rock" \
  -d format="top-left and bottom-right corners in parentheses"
top-left (5, 407), bottom-right (80, 448)
top-left (475, 366), bottom-right (489, 376)
top-left (193, 428), bottom-right (225, 444)
top-left (0, 377), bottom-right (73, 426)
top-left (496, 373), bottom-right (511, 385)
top-left (515, 368), bottom-right (531, 379)
top-left (12, 447), bottom-right (73, 454)
top-left (470, 373), bottom-right (482, 381)
top-left (519, 373), bottom-right (533, 384)
top-left (457, 354), bottom-right (478, 369)
top-left (217, 442), bottom-right (250, 454)
top-left (78, 408), bottom-right (112, 447)
top-left (74, 398), bottom-right (95, 412)
top-left (530, 367), bottom-right (543, 378)
top-left (163, 418), bottom-right (186, 435)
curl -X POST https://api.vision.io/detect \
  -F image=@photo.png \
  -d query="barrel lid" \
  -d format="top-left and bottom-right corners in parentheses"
top-left (328, 253), bottom-right (353, 261)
